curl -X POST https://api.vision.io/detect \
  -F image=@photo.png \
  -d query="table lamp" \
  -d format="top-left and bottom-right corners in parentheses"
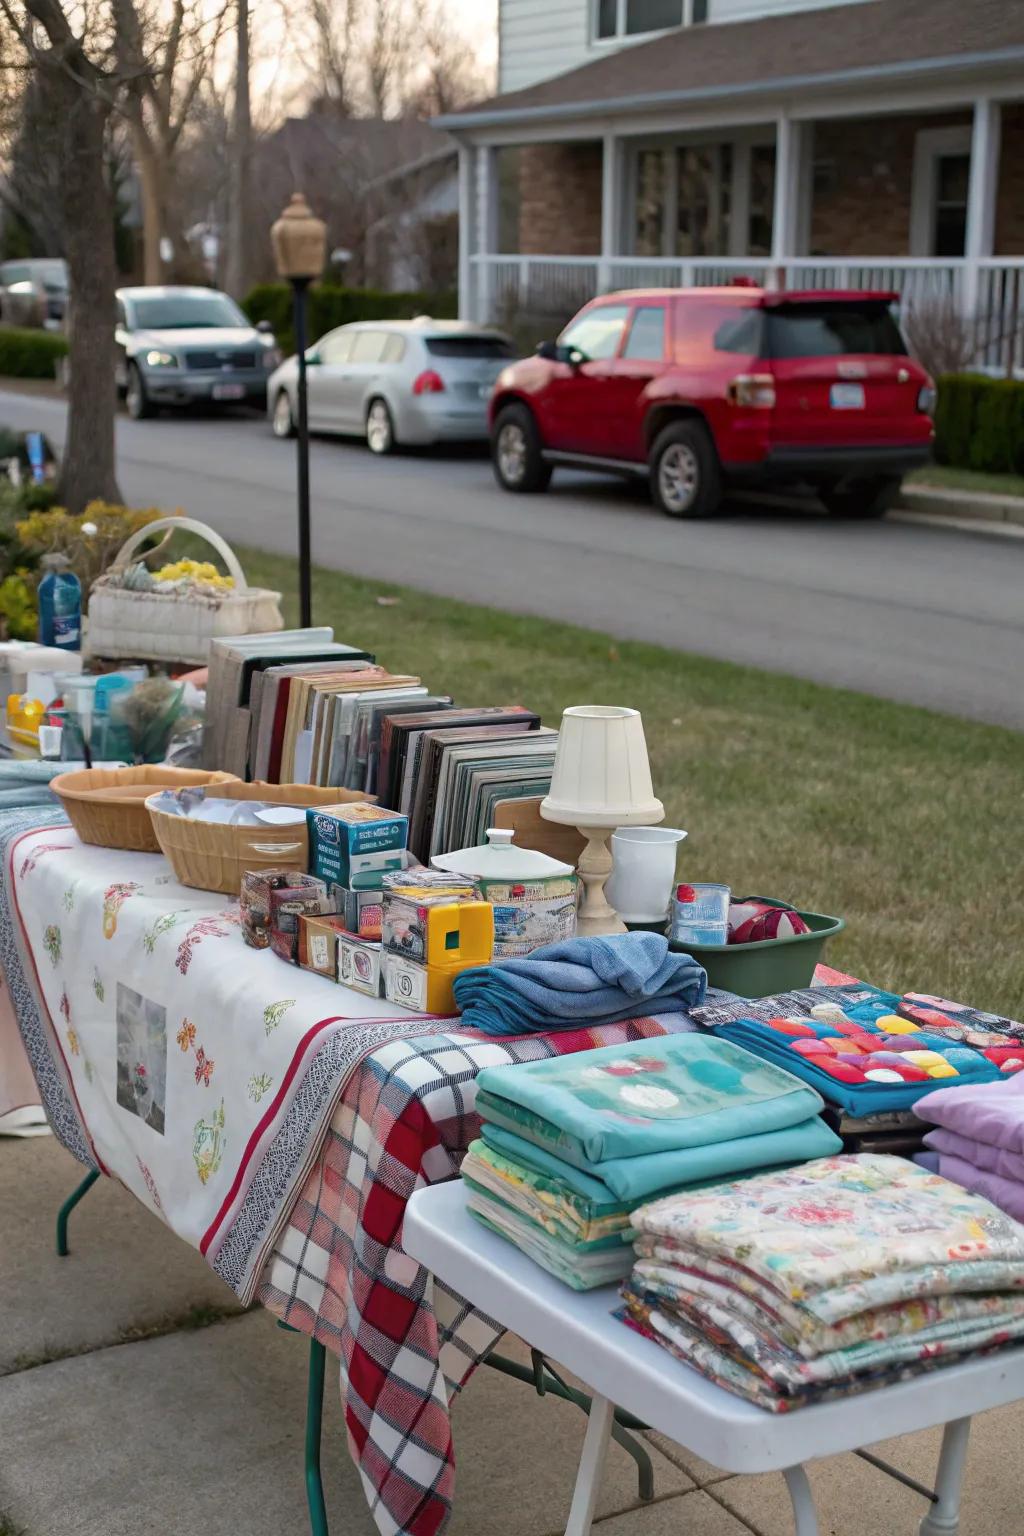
top-left (540, 705), bottom-right (664, 936)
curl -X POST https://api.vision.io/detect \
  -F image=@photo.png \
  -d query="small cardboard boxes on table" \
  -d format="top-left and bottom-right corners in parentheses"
top-left (381, 875), bottom-right (494, 1014)
top-left (241, 868), bottom-right (332, 950)
top-left (306, 803), bottom-right (408, 886)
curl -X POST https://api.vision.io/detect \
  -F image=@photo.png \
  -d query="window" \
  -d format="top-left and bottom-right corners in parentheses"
top-left (676, 145), bottom-right (731, 257)
top-left (748, 145), bottom-right (776, 257)
top-left (635, 150), bottom-right (667, 257)
top-left (765, 302), bottom-right (907, 360)
top-left (596, 0), bottom-right (683, 41)
top-left (381, 333), bottom-right (407, 363)
top-left (933, 153), bottom-right (970, 258)
top-left (622, 306), bottom-right (666, 360)
top-left (320, 331), bottom-right (354, 365)
top-left (560, 304), bottom-right (630, 360)
top-left (350, 330), bottom-right (387, 363)
top-left (713, 308), bottom-right (764, 355)
top-left (130, 292), bottom-right (247, 329)
top-left (692, 0), bottom-right (708, 20)
top-left (425, 336), bottom-right (515, 359)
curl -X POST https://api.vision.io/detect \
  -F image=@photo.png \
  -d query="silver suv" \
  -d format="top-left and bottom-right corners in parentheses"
top-left (116, 286), bottom-right (281, 419)
top-left (267, 319), bottom-right (516, 453)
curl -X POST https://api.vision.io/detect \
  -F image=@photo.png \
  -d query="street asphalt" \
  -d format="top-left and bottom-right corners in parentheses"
top-left (2, 387), bottom-right (1022, 728)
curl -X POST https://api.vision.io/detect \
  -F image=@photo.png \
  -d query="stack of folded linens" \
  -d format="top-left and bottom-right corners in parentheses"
top-left (915, 1073), bottom-right (1024, 1223)
top-left (461, 1033), bottom-right (841, 1289)
top-left (621, 1153), bottom-right (1024, 1410)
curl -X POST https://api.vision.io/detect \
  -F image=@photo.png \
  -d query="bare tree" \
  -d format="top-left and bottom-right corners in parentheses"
top-left (223, 0), bottom-right (251, 297)
top-left (406, 0), bottom-right (489, 117)
top-left (308, 0), bottom-right (361, 115)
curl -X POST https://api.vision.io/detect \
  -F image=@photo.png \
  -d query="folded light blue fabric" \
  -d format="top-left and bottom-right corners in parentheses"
top-left (479, 1115), bottom-right (841, 1202)
top-left (453, 932), bottom-right (707, 1035)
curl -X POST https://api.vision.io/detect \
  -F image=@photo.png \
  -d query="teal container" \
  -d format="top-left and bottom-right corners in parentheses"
top-left (669, 906), bottom-right (845, 997)
top-left (37, 555), bottom-right (81, 651)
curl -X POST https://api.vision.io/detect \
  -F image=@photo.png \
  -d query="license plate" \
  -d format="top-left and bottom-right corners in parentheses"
top-left (212, 383), bottom-right (246, 401)
top-left (830, 382), bottom-right (865, 410)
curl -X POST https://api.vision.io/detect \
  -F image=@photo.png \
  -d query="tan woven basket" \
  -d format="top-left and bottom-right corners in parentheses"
top-left (146, 782), bottom-right (374, 895)
top-left (51, 767), bottom-right (239, 853)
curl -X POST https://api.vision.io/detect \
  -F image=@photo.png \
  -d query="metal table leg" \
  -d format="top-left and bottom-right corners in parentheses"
top-left (564, 1393), bottom-right (614, 1536)
top-left (920, 1418), bottom-right (972, 1536)
top-left (56, 1167), bottom-right (99, 1256)
top-left (783, 1465), bottom-right (820, 1536)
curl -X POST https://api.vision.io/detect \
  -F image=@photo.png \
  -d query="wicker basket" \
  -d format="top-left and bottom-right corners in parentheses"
top-left (51, 767), bottom-right (239, 853)
top-left (87, 517), bottom-right (283, 665)
top-left (146, 782), bottom-right (374, 895)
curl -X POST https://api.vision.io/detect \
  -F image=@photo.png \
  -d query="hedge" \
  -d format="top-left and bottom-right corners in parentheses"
top-left (0, 326), bottom-right (68, 379)
top-left (241, 283), bottom-right (457, 358)
top-left (935, 373), bottom-right (1024, 475)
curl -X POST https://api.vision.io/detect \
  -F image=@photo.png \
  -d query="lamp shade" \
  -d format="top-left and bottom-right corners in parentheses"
top-left (540, 706), bottom-right (664, 828)
top-left (271, 193), bottom-right (327, 281)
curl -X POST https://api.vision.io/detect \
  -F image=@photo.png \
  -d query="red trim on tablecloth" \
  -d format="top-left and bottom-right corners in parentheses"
top-left (8, 826), bottom-right (109, 1174)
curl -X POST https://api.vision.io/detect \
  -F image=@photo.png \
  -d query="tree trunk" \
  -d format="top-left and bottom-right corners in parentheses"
top-left (133, 123), bottom-right (166, 285)
top-left (224, 0), bottom-right (251, 300)
top-left (57, 78), bottom-right (121, 513)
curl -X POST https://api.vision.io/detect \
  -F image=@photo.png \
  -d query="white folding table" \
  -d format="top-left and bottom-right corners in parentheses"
top-left (404, 1181), bottom-right (1024, 1536)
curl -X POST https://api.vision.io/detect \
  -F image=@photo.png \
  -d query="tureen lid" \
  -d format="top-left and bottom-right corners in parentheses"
top-left (431, 828), bottom-right (575, 880)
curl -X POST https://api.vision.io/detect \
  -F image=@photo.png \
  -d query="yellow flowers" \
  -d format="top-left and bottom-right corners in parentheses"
top-left (153, 558), bottom-right (234, 590)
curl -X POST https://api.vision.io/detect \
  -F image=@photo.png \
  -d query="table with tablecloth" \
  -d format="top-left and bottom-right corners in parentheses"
top-left (2, 805), bottom-right (763, 1536)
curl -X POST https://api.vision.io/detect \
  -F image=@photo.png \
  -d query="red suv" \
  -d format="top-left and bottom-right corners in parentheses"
top-left (489, 287), bottom-right (935, 519)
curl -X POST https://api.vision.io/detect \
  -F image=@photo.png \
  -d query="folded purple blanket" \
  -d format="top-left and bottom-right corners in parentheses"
top-left (925, 1127), bottom-right (1024, 1185)
top-left (934, 1153), bottom-right (1024, 1226)
top-left (914, 1072), bottom-right (1024, 1155)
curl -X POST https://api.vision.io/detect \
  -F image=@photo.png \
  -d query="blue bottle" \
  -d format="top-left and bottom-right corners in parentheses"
top-left (37, 554), bottom-right (82, 651)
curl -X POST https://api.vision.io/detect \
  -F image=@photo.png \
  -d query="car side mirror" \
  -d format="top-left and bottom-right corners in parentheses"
top-left (305, 349), bottom-right (320, 366)
top-left (565, 346), bottom-right (587, 369)
top-left (256, 319), bottom-right (273, 334)
top-left (534, 339), bottom-right (559, 361)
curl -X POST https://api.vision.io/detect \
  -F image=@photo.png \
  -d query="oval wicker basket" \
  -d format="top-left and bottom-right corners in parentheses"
top-left (51, 767), bottom-right (240, 853)
top-left (146, 782), bottom-right (373, 895)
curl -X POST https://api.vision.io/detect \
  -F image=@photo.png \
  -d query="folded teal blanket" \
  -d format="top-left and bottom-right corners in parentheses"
top-left (453, 932), bottom-right (706, 1035)
top-left (475, 1032), bottom-right (827, 1165)
top-left (479, 1115), bottom-right (841, 1202)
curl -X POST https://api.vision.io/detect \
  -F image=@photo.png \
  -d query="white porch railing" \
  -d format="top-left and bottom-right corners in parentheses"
top-left (471, 254), bottom-right (1024, 372)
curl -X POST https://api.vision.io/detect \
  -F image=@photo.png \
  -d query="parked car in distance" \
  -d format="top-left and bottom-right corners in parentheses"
top-left (267, 319), bottom-right (516, 453)
top-left (0, 258), bottom-right (68, 329)
top-left (115, 286), bottom-right (281, 419)
top-left (489, 287), bottom-right (935, 519)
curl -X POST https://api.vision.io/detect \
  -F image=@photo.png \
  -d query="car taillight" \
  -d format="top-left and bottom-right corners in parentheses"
top-left (727, 374), bottom-right (776, 408)
top-left (917, 384), bottom-right (937, 415)
top-left (412, 369), bottom-right (445, 395)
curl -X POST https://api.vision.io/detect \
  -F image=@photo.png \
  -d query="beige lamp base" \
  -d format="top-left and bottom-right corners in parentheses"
top-left (575, 826), bottom-right (627, 937)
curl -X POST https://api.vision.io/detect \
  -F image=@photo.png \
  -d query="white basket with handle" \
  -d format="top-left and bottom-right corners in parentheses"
top-left (86, 516), bottom-right (284, 664)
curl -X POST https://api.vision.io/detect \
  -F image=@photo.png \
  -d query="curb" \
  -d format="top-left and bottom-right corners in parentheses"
top-left (898, 485), bottom-right (1024, 528)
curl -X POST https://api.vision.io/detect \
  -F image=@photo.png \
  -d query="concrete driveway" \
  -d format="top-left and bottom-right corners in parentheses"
top-left (2, 387), bottom-right (1022, 728)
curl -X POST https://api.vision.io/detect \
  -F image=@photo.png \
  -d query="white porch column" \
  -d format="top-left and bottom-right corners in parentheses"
top-left (771, 116), bottom-right (804, 287)
top-left (457, 145), bottom-right (473, 321)
top-left (964, 98), bottom-right (1002, 319)
top-left (476, 145), bottom-right (499, 324)
top-left (599, 133), bottom-right (621, 292)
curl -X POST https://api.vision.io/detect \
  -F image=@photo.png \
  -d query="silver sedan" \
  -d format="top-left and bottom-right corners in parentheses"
top-left (267, 319), bottom-right (516, 453)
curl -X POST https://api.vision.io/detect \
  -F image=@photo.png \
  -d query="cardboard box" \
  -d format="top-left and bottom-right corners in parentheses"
top-left (330, 884), bottom-right (385, 940)
top-left (337, 931), bottom-right (383, 997)
top-left (382, 892), bottom-right (493, 968)
top-left (298, 914), bottom-right (352, 978)
top-left (306, 803), bottom-right (408, 887)
top-left (383, 953), bottom-right (456, 1015)
top-left (241, 867), bottom-right (323, 949)
top-left (270, 887), bottom-right (338, 936)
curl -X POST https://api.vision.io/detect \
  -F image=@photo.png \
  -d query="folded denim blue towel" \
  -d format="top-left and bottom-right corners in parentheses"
top-left (452, 932), bottom-right (707, 1036)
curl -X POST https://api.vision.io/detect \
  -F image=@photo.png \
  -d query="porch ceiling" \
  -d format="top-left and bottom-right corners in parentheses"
top-left (437, 0), bottom-right (1024, 133)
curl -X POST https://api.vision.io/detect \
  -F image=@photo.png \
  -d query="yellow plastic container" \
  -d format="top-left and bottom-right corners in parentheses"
top-left (423, 901), bottom-right (494, 970)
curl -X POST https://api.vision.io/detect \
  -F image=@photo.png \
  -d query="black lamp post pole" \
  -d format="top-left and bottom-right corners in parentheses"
top-left (292, 275), bottom-right (312, 628)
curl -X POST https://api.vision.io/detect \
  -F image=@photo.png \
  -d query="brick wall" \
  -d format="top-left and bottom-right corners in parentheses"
top-left (517, 142), bottom-right (603, 256)
top-left (995, 104), bottom-right (1024, 255)
top-left (809, 111), bottom-right (972, 256)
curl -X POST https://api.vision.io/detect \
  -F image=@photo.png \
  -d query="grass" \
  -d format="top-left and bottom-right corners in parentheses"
top-left (908, 464), bottom-right (1024, 499)
top-left (234, 541), bottom-right (1024, 1018)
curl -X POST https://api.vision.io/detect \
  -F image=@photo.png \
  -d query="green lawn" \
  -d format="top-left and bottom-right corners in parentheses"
top-left (235, 542), bottom-right (1024, 1018)
top-left (908, 464), bottom-right (1024, 499)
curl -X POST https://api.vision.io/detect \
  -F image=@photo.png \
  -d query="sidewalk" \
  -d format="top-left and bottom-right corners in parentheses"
top-left (2, 1134), bottom-right (1022, 1536)
top-left (898, 482), bottom-right (1024, 529)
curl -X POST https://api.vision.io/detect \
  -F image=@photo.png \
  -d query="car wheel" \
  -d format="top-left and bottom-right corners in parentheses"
top-left (649, 419), bottom-right (721, 519)
top-left (366, 397), bottom-right (397, 455)
top-left (491, 403), bottom-right (552, 493)
top-left (125, 363), bottom-right (152, 420)
top-left (820, 476), bottom-right (902, 519)
top-left (272, 389), bottom-right (296, 439)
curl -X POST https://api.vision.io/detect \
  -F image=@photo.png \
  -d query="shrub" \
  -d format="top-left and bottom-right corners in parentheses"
top-left (241, 283), bottom-right (458, 356)
top-left (902, 297), bottom-right (978, 379)
top-left (934, 374), bottom-right (1024, 474)
top-left (16, 502), bottom-right (167, 606)
top-left (0, 326), bottom-right (68, 379)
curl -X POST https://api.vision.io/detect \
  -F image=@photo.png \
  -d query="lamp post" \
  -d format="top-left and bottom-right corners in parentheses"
top-left (271, 192), bottom-right (327, 628)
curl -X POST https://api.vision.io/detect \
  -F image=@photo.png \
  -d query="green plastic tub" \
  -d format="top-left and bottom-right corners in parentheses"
top-left (668, 906), bottom-right (845, 998)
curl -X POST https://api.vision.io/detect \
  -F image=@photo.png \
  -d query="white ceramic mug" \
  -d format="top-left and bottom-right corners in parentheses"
top-left (605, 827), bottom-right (688, 924)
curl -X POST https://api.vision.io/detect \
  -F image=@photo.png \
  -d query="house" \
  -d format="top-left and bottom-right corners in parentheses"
top-left (436, 0), bottom-right (1024, 364)
top-left (364, 140), bottom-right (460, 292)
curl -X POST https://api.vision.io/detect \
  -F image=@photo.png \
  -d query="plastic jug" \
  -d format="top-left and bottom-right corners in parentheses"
top-left (37, 555), bottom-right (81, 651)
